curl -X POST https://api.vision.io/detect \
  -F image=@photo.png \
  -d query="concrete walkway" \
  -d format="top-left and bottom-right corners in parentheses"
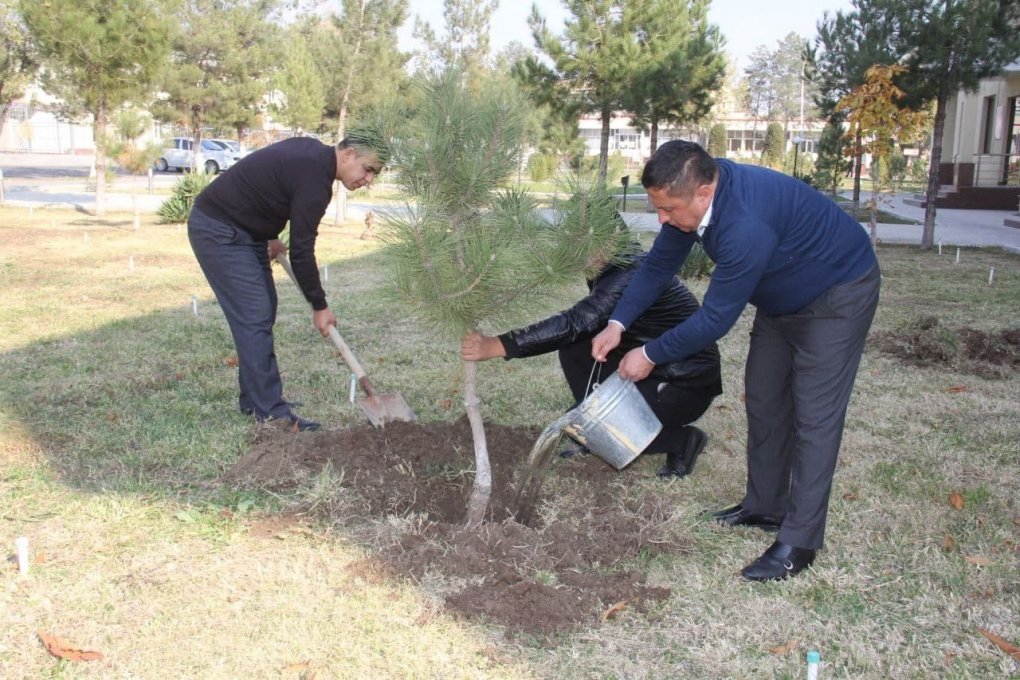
top-left (622, 193), bottom-right (1020, 254)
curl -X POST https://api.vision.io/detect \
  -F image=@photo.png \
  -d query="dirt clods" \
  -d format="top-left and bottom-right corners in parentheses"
top-left (871, 316), bottom-right (1020, 378)
top-left (227, 418), bottom-right (687, 638)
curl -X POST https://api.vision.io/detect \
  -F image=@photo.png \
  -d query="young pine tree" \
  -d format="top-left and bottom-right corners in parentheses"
top-left (382, 69), bottom-right (631, 526)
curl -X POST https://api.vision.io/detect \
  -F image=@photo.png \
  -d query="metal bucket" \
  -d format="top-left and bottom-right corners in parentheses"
top-left (562, 371), bottom-right (662, 470)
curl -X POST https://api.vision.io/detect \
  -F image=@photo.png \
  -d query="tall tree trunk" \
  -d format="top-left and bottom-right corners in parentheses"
top-left (852, 127), bottom-right (863, 214)
top-left (598, 102), bottom-right (611, 184)
top-left (649, 117), bottom-right (659, 155)
top-left (333, 0), bottom-right (367, 225)
top-left (93, 100), bottom-right (107, 217)
top-left (463, 359), bottom-right (491, 527)
top-left (922, 91), bottom-right (948, 249)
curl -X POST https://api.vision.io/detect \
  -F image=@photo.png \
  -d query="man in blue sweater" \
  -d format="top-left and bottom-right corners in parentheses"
top-left (592, 141), bottom-right (880, 581)
top-left (188, 128), bottom-right (389, 431)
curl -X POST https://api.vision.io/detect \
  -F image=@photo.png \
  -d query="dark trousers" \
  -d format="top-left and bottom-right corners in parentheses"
top-left (743, 264), bottom-right (881, 549)
top-left (558, 340), bottom-right (718, 455)
top-left (188, 207), bottom-right (290, 420)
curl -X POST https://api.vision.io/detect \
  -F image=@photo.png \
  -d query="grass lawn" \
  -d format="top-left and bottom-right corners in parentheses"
top-left (1, 206), bottom-right (1017, 678)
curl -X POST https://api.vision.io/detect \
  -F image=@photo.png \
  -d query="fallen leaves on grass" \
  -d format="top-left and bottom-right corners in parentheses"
top-left (37, 631), bottom-right (104, 661)
top-left (223, 356), bottom-right (239, 367)
top-left (600, 601), bottom-right (627, 622)
top-left (942, 535), bottom-right (956, 552)
top-left (945, 384), bottom-right (968, 393)
top-left (977, 628), bottom-right (1020, 662)
top-left (281, 660), bottom-right (311, 673)
top-left (963, 554), bottom-right (990, 567)
top-left (948, 492), bottom-right (965, 510)
top-left (769, 639), bottom-right (799, 655)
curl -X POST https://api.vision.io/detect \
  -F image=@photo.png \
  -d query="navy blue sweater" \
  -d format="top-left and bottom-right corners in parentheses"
top-left (611, 159), bottom-right (877, 364)
top-left (194, 138), bottom-right (336, 310)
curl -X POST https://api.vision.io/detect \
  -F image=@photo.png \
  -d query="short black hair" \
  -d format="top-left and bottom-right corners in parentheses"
top-left (337, 125), bottom-right (391, 166)
top-left (640, 140), bottom-right (718, 199)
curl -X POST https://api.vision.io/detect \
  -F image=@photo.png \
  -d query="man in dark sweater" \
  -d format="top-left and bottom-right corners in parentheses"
top-left (461, 250), bottom-right (722, 478)
top-left (593, 141), bottom-right (880, 581)
top-left (188, 128), bottom-right (389, 431)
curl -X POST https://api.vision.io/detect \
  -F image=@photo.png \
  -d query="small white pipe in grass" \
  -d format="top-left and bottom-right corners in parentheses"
top-left (937, 240), bottom-right (942, 255)
top-left (806, 650), bottom-right (820, 680)
top-left (129, 256), bottom-right (135, 272)
top-left (323, 265), bottom-right (328, 282)
top-left (15, 536), bottom-right (29, 575)
top-left (989, 267), bottom-right (995, 285)
top-left (191, 295), bottom-right (198, 316)
top-left (349, 373), bottom-right (357, 403)
top-left (955, 248), bottom-right (961, 264)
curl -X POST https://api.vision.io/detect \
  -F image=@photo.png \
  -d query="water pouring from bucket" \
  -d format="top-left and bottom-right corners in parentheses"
top-left (513, 371), bottom-right (662, 523)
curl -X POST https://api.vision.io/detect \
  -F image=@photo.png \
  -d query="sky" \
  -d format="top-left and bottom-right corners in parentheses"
top-left (397, 0), bottom-right (856, 72)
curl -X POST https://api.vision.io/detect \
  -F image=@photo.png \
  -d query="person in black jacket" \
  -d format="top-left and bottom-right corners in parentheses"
top-left (188, 127), bottom-right (390, 431)
top-left (461, 251), bottom-right (722, 477)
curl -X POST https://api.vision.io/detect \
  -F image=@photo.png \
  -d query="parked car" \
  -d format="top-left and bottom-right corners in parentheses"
top-left (207, 138), bottom-right (247, 158)
top-left (154, 137), bottom-right (241, 174)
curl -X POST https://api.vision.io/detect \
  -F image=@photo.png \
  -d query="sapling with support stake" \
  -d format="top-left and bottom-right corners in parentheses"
top-left (381, 69), bottom-right (631, 526)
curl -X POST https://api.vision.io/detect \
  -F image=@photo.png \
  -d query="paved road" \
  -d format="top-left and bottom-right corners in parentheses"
top-left (3, 151), bottom-right (1019, 253)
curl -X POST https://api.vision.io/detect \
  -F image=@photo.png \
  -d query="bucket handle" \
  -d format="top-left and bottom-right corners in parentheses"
top-left (585, 361), bottom-right (604, 397)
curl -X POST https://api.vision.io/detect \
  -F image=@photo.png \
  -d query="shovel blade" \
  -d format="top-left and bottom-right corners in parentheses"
top-left (359, 392), bottom-right (417, 428)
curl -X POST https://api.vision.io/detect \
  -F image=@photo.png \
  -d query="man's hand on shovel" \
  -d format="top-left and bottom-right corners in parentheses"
top-left (270, 239), bottom-right (337, 337)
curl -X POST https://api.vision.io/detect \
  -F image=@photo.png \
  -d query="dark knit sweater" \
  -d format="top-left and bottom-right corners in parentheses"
top-left (194, 137), bottom-right (336, 310)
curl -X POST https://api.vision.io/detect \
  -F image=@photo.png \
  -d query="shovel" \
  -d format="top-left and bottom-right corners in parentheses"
top-left (274, 252), bottom-right (417, 428)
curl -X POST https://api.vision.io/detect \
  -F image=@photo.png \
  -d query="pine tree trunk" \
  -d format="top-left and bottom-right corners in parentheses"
top-left (649, 117), bottom-right (659, 155)
top-left (852, 128), bottom-right (863, 215)
top-left (463, 359), bottom-right (491, 527)
top-left (93, 100), bottom-right (107, 217)
top-left (598, 103), bottom-right (611, 184)
top-left (922, 91), bottom-right (948, 249)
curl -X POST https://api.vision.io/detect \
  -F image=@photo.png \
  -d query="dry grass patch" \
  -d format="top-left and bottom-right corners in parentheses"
top-left (1, 210), bottom-right (1018, 677)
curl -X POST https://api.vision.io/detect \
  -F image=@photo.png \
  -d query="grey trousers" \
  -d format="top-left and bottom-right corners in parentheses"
top-left (188, 207), bottom-right (291, 420)
top-left (743, 264), bottom-right (881, 549)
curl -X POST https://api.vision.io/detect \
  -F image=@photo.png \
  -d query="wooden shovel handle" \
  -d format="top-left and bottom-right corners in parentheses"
top-left (274, 252), bottom-right (377, 397)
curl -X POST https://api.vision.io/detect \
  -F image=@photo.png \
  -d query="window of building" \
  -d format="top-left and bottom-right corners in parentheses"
top-left (981, 95), bottom-right (996, 155)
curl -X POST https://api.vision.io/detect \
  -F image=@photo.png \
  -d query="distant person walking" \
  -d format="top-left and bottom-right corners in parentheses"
top-left (592, 141), bottom-right (880, 581)
top-left (188, 128), bottom-right (389, 430)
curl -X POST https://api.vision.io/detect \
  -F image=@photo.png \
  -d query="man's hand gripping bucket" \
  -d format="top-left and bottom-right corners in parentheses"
top-left (562, 370), bottom-right (662, 470)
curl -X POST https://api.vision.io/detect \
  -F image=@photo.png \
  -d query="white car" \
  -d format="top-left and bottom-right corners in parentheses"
top-left (154, 137), bottom-right (241, 174)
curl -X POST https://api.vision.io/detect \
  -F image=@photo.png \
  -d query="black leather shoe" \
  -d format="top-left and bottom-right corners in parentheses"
top-left (713, 504), bottom-right (783, 531)
top-left (740, 540), bottom-right (816, 581)
top-left (657, 426), bottom-right (708, 478)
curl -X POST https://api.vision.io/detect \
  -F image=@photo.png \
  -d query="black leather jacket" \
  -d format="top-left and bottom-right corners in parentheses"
top-left (499, 255), bottom-right (722, 387)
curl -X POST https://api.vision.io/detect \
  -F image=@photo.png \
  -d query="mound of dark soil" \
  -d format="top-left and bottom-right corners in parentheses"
top-left (227, 418), bottom-right (687, 639)
top-left (871, 316), bottom-right (1020, 378)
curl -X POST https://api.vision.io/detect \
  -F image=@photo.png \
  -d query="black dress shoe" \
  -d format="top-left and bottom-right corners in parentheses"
top-left (713, 504), bottom-right (784, 532)
top-left (740, 540), bottom-right (816, 581)
top-left (657, 426), bottom-right (708, 478)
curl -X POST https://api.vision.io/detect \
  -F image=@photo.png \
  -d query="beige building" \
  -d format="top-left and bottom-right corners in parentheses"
top-left (936, 60), bottom-right (1020, 209)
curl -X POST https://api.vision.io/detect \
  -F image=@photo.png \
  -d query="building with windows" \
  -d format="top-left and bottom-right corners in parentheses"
top-left (933, 60), bottom-right (1020, 209)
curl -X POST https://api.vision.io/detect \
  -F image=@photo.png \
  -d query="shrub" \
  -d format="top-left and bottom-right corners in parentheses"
top-left (526, 152), bottom-right (558, 182)
top-left (157, 172), bottom-right (214, 224)
top-left (708, 123), bottom-right (727, 157)
top-left (679, 242), bottom-right (714, 279)
top-left (760, 123), bottom-right (785, 169)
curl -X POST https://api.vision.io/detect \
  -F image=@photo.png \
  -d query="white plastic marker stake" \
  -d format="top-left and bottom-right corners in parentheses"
top-left (191, 295), bottom-right (198, 316)
top-left (989, 267), bottom-right (995, 285)
top-left (955, 248), bottom-right (961, 264)
top-left (806, 650), bottom-right (820, 680)
top-left (937, 240), bottom-right (942, 255)
top-left (129, 256), bottom-right (135, 272)
top-left (323, 265), bottom-right (329, 282)
top-left (15, 536), bottom-right (29, 575)
top-left (349, 372), bottom-right (357, 403)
